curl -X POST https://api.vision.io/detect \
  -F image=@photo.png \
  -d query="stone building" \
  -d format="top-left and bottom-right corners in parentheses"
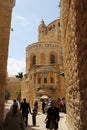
top-left (6, 77), bottom-right (21, 100)
top-left (1, 1), bottom-right (87, 130)
top-left (21, 19), bottom-right (65, 110)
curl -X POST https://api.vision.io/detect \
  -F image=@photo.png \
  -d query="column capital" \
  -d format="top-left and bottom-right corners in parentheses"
top-left (0, 0), bottom-right (16, 8)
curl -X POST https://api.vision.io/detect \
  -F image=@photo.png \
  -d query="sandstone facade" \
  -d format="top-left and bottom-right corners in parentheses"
top-left (61, 0), bottom-right (87, 130)
top-left (1, 1), bottom-right (87, 130)
top-left (6, 77), bottom-right (21, 100)
top-left (0, 0), bottom-right (15, 129)
top-left (0, 0), bottom-right (87, 130)
top-left (21, 19), bottom-right (65, 110)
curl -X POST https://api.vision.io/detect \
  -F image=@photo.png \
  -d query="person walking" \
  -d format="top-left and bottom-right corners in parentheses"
top-left (46, 100), bottom-right (60, 130)
top-left (34, 101), bottom-right (38, 114)
top-left (20, 98), bottom-right (31, 126)
top-left (3, 103), bottom-right (25, 130)
top-left (31, 108), bottom-right (37, 126)
top-left (42, 100), bottom-right (46, 113)
top-left (10, 99), bottom-right (20, 111)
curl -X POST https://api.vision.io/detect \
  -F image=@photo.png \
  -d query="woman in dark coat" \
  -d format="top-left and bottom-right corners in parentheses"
top-left (46, 100), bottom-right (60, 130)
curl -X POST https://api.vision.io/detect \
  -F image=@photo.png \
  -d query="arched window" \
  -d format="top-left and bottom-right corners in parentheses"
top-left (58, 22), bottom-right (60, 27)
top-left (38, 78), bottom-right (41, 83)
top-left (41, 54), bottom-right (45, 64)
top-left (44, 78), bottom-right (47, 83)
top-left (50, 55), bottom-right (55, 64)
top-left (50, 78), bottom-right (54, 83)
top-left (32, 55), bottom-right (36, 65)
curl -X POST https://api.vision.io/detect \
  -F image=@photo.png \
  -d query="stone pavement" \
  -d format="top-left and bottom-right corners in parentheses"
top-left (4, 100), bottom-right (69, 130)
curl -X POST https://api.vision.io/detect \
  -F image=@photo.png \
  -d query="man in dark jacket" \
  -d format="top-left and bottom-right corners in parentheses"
top-left (46, 100), bottom-right (60, 130)
top-left (20, 98), bottom-right (31, 126)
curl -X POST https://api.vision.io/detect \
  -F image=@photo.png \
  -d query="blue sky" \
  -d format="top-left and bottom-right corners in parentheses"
top-left (7, 0), bottom-right (60, 76)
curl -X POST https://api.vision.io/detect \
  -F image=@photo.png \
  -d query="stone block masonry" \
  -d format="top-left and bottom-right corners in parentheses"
top-left (61, 0), bottom-right (87, 130)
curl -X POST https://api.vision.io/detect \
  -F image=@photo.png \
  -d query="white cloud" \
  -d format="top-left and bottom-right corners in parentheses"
top-left (7, 57), bottom-right (26, 77)
top-left (14, 15), bottom-right (30, 26)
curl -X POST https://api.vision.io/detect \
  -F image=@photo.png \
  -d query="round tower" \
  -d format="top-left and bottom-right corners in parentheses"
top-left (38, 19), bottom-right (47, 41)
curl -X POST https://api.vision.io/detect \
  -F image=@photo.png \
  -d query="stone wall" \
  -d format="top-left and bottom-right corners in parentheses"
top-left (6, 77), bottom-right (21, 100)
top-left (0, 0), bottom-right (15, 129)
top-left (61, 0), bottom-right (87, 130)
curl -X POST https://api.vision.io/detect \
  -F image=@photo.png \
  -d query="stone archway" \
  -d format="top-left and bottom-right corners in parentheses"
top-left (0, 0), bottom-right (15, 129)
top-left (61, 0), bottom-right (87, 130)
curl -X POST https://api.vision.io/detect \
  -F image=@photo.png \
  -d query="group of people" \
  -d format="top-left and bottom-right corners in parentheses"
top-left (3, 98), bottom-right (66, 130)
top-left (42, 97), bottom-right (66, 114)
top-left (3, 98), bottom-right (38, 130)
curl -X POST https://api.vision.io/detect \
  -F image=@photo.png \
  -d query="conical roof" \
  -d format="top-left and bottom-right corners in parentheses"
top-left (38, 19), bottom-right (46, 29)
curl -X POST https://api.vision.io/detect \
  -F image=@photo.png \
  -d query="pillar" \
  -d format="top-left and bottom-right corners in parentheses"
top-left (0, 0), bottom-right (15, 129)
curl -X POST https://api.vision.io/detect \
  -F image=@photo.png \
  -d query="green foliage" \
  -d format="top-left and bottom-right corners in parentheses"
top-left (15, 72), bottom-right (23, 79)
top-left (5, 91), bottom-right (10, 100)
top-left (16, 88), bottom-right (21, 98)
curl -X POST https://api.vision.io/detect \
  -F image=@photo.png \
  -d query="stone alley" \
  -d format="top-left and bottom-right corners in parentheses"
top-left (4, 100), bottom-right (68, 130)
